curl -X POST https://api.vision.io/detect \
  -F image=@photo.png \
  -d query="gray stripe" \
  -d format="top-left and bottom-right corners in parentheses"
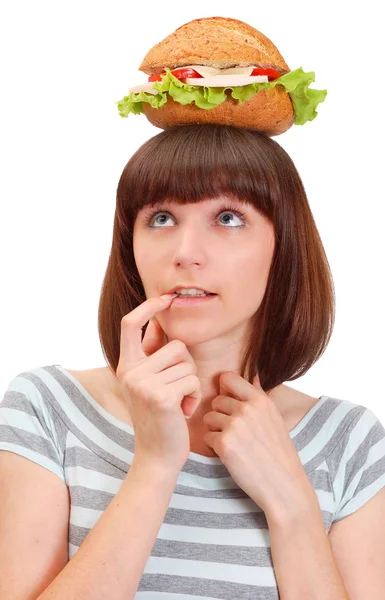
top-left (69, 523), bottom-right (91, 548)
top-left (69, 500), bottom-right (335, 553)
top-left (34, 367), bottom-right (253, 478)
top-left (70, 521), bottom-right (274, 564)
top-left (68, 465), bottom-right (331, 516)
top-left (65, 446), bottom-right (125, 479)
top-left (164, 507), bottom-right (285, 528)
top-left (4, 368), bottom-right (350, 492)
top-left (151, 536), bottom-right (274, 566)
top-left (69, 482), bottom-right (247, 514)
top-left (287, 397), bottom-right (359, 476)
top-left (326, 406), bottom-right (385, 520)
top-left (18, 368), bottom-right (349, 482)
top-left (138, 573), bottom-right (280, 600)
top-left (19, 368), bottom-right (132, 473)
top-left (344, 416), bottom-right (385, 493)
top-left (294, 397), bottom-right (342, 453)
top-left (69, 500), bottom-right (333, 544)
top-left (47, 367), bottom-right (346, 479)
top-left (1, 390), bottom-right (58, 448)
top-left (46, 366), bottom-right (135, 447)
top-left (70, 486), bottom-right (117, 511)
top-left (358, 455), bottom-right (385, 493)
top-left (0, 423), bottom-right (61, 465)
top-left (326, 405), bottom-right (367, 485)
top-left (7, 371), bottom-right (70, 458)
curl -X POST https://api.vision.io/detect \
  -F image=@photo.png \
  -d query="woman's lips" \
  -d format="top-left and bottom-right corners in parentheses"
top-left (171, 294), bottom-right (217, 307)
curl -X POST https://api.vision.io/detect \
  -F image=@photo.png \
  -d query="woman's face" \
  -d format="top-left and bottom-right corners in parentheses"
top-left (133, 196), bottom-right (276, 347)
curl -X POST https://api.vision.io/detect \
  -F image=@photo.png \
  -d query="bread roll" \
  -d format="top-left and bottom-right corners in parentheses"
top-left (139, 16), bottom-right (290, 75)
top-left (138, 16), bottom-right (295, 135)
top-left (143, 87), bottom-right (295, 136)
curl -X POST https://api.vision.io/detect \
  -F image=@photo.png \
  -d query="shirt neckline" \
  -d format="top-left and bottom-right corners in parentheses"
top-left (54, 365), bottom-right (327, 464)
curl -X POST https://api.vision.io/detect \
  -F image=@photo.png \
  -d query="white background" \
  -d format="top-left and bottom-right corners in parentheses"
top-left (1, 1), bottom-right (384, 419)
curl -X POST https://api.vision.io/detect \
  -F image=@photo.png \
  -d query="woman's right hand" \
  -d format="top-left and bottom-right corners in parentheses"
top-left (116, 294), bottom-right (202, 472)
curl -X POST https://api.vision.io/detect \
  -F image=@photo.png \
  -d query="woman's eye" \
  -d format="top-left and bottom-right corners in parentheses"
top-left (147, 209), bottom-right (246, 229)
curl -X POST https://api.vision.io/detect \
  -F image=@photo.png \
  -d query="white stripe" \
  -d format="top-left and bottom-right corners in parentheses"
top-left (143, 556), bottom-right (276, 586)
top-left (0, 443), bottom-right (65, 482)
top-left (66, 431), bottom-right (91, 451)
top-left (157, 522), bottom-right (270, 546)
top-left (136, 594), bottom-right (227, 600)
top-left (68, 543), bottom-right (79, 559)
top-left (334, 408), bottom-right (376, 505)
top-left (296, 400), bottom-right (358, 465)
top-left (367, 435), bottom-right (385, 463)
top-left (70, 505), bottom-right (103, 529)
top-left (0, 407), bottom-right (48, 436)
top-left (6, 377), bottom-right (62, 448)
top-left (70, 507), bottom-right (270, 546)
top-left (336, 476), bottom-right (385, 520)
top-left (65, 466), bottom-right (124, 493)
top-left (312, 477), bottom-right (335, 514)
top-left (170, 494), bottom-right (259, 514)
top-left (20, 369), bottom-right (133, 462)
top-left (176, 470), bottom-right (240, 490)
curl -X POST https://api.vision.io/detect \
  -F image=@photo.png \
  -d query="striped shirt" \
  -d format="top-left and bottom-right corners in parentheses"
top-left (1, 364), bottom-right (385, 599)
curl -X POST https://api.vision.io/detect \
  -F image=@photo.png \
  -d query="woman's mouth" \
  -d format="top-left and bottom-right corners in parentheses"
top-left (171, 294), bottom-right (217, 307)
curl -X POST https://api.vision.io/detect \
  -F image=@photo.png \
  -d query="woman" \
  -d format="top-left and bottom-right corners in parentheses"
top-left (91, 121), bottom-right (335, 456)
top-left (1, 124), bottom-right (384, 599)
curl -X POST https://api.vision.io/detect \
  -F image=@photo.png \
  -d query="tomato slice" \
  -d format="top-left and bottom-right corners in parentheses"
top-left (171, 68), bottom-right (203, 80)
top-left (251, 67), bottom-right (282, 81)
top-left (148, 67), bottom-right (283, 83)
top-left (148, 73), bottom-right (164, 82)
top-left (148, 68), bottom-right (203, 82)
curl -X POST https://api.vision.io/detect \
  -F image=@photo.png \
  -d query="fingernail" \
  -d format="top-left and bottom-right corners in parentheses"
top-left (160, 293), bottom-right (177, 301)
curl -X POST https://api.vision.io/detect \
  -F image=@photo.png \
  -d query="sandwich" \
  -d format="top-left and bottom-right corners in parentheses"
top-left (116, 16), bottom-right (327, 136)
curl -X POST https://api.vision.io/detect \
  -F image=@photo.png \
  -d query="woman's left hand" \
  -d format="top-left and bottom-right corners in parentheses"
top-left (203, 372), bottom-right (317, 519)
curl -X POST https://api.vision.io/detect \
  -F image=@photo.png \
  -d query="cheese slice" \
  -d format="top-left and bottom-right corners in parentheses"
top-left (128, 68), bottom-right (269, 95)
top-left (184, 74), bottom-right (268, 87)
top-left (128, 81), bottom-right (159, 95)
top-left (182, 65), bottom-right (221, 76)
top-left (180, 65), bottom-right (259, 76)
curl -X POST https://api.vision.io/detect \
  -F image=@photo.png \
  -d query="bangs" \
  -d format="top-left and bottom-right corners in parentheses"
top-left (101, 123), bottom-right (336, 393)
top-left (117, 124), bottom-right (278, 220)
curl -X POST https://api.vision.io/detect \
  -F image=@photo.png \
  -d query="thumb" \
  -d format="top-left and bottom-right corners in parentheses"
top-left (181, 394), bottom-right (202, 419)
top-left (141, 317), bottom-right (167, 356)
top-left (253, 373), bottom-right (262, 388)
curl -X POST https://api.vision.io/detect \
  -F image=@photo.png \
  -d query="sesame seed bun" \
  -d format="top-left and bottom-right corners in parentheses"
top-left (139, 16), bottom-right (290, 75)
top-left (138, 17), bottom-right (295, 136)
top-left (143, 87), bottom-right (295, 136)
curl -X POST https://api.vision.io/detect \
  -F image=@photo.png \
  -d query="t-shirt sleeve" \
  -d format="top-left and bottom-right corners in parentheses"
top-left (0, 372), bottom-right (66, 483)
top-left (331, 406), bottom-right (385, 522)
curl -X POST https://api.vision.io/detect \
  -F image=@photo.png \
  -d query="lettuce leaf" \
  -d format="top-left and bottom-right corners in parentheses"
top-left (116, 67), bottom-right (327, 126)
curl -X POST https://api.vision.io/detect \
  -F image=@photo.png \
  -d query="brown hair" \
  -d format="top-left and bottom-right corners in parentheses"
top-left (98, 124), bottom-right (335, 393)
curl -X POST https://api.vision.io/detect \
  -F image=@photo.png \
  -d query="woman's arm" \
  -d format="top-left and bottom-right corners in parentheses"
top-left (267, 499), bottom-right (350, 600)
top-left (37, 459), bottom-right (179, 600)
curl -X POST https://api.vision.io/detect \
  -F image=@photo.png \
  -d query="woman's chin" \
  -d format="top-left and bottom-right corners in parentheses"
top-left (164, 328), bottom-right (218, 347)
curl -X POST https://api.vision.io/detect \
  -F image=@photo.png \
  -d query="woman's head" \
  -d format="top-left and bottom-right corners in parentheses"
top-left (98, 124), bottom-right (335, 393)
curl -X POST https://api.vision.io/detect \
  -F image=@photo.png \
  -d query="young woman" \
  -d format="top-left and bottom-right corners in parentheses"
top-left (1, 124), bottom-right (384, 599)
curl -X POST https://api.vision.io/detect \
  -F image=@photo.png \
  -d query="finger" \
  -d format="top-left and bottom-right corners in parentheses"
top-left (204, 410), bottom-right (227, 431)
top-left (181, 394), bottom-right (202, 418)
top-left (142, 316), bottom-right (167, 357)
top-left (219, 373), bottom-right (240, 401)
top-left (119, 294), bottom-right (176, 373)
top-left (219, 372), bottom-right (251, 402)
top-left (211, 395), bottom-right (232, 415)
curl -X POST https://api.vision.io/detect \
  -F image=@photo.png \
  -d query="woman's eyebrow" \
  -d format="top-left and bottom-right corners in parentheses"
top-left (145, 198), bottom-right (252, 210)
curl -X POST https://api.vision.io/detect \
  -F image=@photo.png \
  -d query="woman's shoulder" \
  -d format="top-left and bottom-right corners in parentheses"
top-left (62, 366), bottom-right (133, 427)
